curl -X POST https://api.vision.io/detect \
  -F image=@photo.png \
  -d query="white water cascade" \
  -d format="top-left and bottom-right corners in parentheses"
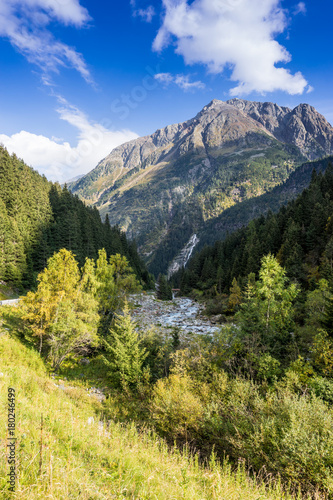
top-left (167, 234), bottom-right (199, 278)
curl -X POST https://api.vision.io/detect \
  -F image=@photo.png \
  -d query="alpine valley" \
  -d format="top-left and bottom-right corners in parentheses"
top-left (69, 98), bottom-right (333, 276)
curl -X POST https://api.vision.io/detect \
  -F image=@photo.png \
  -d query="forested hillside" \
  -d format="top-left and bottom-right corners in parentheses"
top-left (179, 162), bottom-right (333, 294)
top-left (197, 155), bottom-right (333, 249)
top-left (0, 146), bottom-right (152, 288)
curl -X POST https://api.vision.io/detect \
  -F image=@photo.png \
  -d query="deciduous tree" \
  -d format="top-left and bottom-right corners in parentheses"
top-left (21, 249), bottom-right (99, 369)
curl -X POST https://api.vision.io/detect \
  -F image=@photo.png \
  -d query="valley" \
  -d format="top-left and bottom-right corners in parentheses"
top-left (69, 98), bottom-right (333, 275)
top-left (2, 98), bottom-right (333, 499)
top-left (2, 0), bottom-right (333, 496)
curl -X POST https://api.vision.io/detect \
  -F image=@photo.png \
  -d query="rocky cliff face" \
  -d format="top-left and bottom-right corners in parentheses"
top-left (69, 99), bottom-right (333, 275)
top-left (227, 99), bottom-right (333, 159)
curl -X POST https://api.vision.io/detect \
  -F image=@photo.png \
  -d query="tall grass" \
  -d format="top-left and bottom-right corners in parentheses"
top-left (0, 332), bottom-right (322, 499)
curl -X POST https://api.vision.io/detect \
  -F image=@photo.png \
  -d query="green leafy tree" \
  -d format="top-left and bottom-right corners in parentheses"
top-left (236, 255), bottom-right (299, 361)
top-left (257, 254), bottom-right (299, 336)
top-left (96, 250), bottom-right (140, 334)
top-left (228, 277), bottom-right (242, 312)
top-left (21, 249), bottom-right (99, 369)
top-left (102, 301), bottom-right (147, 389)
top-left (109, 253), bottom-right (141, 305)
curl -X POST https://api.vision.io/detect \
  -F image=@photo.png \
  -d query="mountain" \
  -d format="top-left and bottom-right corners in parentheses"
top-left (63, 173), bottom-right (84, 185)
top-left (167, 156), bottom-right (333, 277)
top-left (69, 99), bottom-right (333, 275)
top-left (0, 146), bottom-right (152, 288)
top-left (178, 161), bottom-right (333, 295)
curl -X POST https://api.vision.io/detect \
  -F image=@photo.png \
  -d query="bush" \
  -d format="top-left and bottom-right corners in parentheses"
top-left (150, 374), bottom-right (205, 439)
top-left (310, 375), bottom-right (333, 405)
top-left (149, 369), bottom-right (333, 495)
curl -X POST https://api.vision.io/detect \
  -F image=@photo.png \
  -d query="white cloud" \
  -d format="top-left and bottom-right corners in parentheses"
top-left (130, 1), bottom-right (155, 22)
top-left (137, 6), bottom-right (155, 22)
top-left (174, 74), bottom-right (205, 91)
top-left (0, 99), bottom-right (139, 183)
top-left (154, 72), bottom-right (205, 91)
top-left (0, 0), bottom-right (92, 83)
top-left (154, 72), bottom-right (175, 85)
top-left (153, 0), bottom-right (309, 96)
top-left (24, 0), bottom-right (89, 26)
top-left (294, 2), bottom-right (306, 15)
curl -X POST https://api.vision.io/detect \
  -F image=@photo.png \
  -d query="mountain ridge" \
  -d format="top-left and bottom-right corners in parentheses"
top-left (69, 99), bottom-right (333, 275)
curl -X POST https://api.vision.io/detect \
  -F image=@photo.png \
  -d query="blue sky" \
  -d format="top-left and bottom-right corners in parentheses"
top-left (0, 0), bottom-right (332, 182)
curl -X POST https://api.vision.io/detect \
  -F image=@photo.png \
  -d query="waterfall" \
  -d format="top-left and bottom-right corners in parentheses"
top-left (167, 233), bottom-right (200, 278)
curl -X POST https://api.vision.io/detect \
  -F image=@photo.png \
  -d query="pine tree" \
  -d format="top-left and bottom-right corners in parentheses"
top-left (321, 235), bottom-right (333, 285)
top-left (0, 199), bottom-right (9, 279)
top-left (103, 301), bottom-right (147, 389)
top-left (157, 274), bottom-right (172, 300)
top-left (323, 294), bottom-right (333, 338)
top-left (0, 145), bottom-right (151, 289)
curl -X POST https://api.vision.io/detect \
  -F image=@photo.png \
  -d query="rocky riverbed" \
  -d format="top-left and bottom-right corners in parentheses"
top-left (129, 293), bottom-right (220, 335)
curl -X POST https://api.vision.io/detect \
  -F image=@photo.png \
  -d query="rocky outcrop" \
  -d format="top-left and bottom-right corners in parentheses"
top-left (71, 99), bottom-right (333, 201)
top-left (226, 99), bottom-right (333, 159)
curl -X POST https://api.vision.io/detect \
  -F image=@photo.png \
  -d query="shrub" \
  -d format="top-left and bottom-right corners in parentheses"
top-left (150, 374), bottom-right (205, 439)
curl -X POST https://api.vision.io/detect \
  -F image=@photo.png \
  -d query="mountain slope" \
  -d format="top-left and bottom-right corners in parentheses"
top-left (178, 161), bottom-right (333, 294)
top-left (0, 330), bottom-right (303, 499)
top-left (70, 99), bottom-right (333, 275)
top-left (0, 146), bottom-right (151, 288)
top-left (166, 156), bottom-right (333, 277)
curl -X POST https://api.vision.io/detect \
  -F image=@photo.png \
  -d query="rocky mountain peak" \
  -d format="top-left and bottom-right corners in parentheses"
top-left (71, 97), bottom-right (333, 206)
top-left (69, 98), bottom-right (333, 276)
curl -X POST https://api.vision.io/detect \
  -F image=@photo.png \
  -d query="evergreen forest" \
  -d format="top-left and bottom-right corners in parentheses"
top-left (178, 163), bottom-right (333, 296)
top-left (0, 145), bottom-right (153, 289)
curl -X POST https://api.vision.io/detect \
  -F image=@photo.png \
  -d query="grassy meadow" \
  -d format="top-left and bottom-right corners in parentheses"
top-left (0, 323), bottom-right (318, 500)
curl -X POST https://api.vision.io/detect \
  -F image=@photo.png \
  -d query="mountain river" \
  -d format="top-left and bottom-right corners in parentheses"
top-left (129, 293), bottom-right (220, 335)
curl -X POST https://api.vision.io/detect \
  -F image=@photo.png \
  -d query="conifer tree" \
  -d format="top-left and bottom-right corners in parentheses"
top-left (305, 279), bottom-right (331, 328)
top-left (0, 199), bottom-right (9, 279)
top-left (103, 301), bottom-right (147, 389)
top-left (157, 274), bottom-right (172, 300)
top-left (236, 273), bottom-right (260, 336)
top-left (0, 145), bottom-right (151, 289)
top-left (323, 294), bottom-right (333, 338)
